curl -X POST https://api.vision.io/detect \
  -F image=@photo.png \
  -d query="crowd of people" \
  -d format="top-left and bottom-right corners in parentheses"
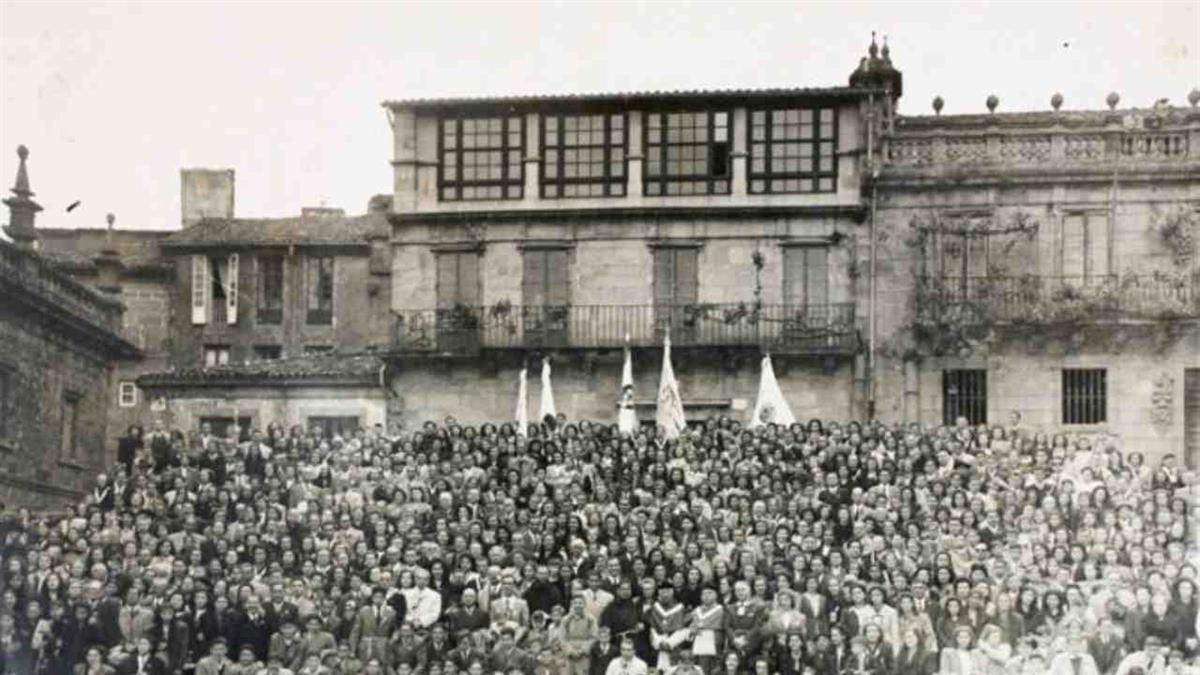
top-left (0, 412), bottom-right (1196, 675)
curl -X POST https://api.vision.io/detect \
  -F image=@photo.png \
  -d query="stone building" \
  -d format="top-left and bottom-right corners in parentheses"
top-left (0, 146), bottom-right (140, 508)
top-left (380, 43), bottom-right (904, 427)
top-left (871, 93), bottom-right (1200, 462)
top-left (135, 170), bottom-right (394, 437)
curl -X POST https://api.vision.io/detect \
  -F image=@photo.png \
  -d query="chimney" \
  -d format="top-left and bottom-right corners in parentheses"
top-left (94, 213), bottom-right (123, 295)
top-left (181, 168), bottom-right (234, 227)
top-left (3, 145), bottom-right (43, 251)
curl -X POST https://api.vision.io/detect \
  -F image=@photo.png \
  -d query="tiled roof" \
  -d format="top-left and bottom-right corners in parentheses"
top-left (161, 212), bottom-right (388, 249)
top-left (382, 85), bottom-right (873, 109)
top-left (137, 352), bottom-right (385, 387)
top-left (38, 228), bottom-right (173, 272)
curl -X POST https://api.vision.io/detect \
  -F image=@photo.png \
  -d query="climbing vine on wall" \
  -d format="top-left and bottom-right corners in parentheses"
top-left (1150, 205), bottom-right (1199, 269)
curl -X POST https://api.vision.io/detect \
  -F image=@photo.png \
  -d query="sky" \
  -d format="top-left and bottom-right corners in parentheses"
top-left (1, 0), bottom-right (1197, 233)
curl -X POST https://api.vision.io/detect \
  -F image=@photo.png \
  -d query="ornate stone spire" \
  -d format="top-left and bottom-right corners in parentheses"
top-left (3, 145), bottom-right (43, 250)
top-left (848, 32), bottom-right (903, 99)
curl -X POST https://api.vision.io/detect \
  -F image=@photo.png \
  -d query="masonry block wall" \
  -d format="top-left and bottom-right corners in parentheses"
top-left (0, 308), bottom-right (113, 508)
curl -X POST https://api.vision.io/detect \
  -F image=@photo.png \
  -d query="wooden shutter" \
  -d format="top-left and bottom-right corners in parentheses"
top-left (654, 250), bottom-right (674, 309)
top-left (226, 253), bottom-right (239, 324)
top-left (436, 254), bottom-right (458, 308)
top-left (1088, 214), bottom-right (1110, 278)
top-left (675, 248), bottom-right (698, 304)
top-left (457, 252), bottom-right (480, 306)
top-left (1061, 214), bottom-right (1085, 278)
top-left (546, 250), bottom-right (569, 305)
top-left (191, 255), bottom-right (209, 325)
top-left (804, 248), bottom-right (828, 306)
top-left (523, 250), bottom-right (548, 307)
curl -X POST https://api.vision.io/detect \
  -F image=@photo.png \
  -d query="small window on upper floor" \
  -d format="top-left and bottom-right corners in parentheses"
top-left (204, 345), bottom-right (230, 367)
top-left (644, 111), bottom-right (731, 196)
top-left (748, 107), bottom-right (837, 194)
top-left (439, 116), bottom-right (525, 201)
top-left (541, 113), bottom-right (627, 198)
top-left (118, 381), bottom-right (138, 408)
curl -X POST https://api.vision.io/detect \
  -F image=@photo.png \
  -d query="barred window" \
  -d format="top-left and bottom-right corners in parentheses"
top-left (541, 113), bottom-right (626, 198)
top-left (943, 369), bottom-right (988, 426)
top-left (1063, 368), bottom-right (1106, 425)
top-left (645, 111), bottom-right (730, 196)
top-left (749, 107), bottom-right (837, 194)
top-left (439, 116), bottom-right (524, 201)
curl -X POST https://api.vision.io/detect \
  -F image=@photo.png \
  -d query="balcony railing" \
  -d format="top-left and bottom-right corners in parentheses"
top-left (391, 302), bottom-right (859, 354)
top-left (918, 273), bottom-right (1199, 324)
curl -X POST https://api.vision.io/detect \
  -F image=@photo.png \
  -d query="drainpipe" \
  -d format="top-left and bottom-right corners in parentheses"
top-left (866, 92), bottom-right (879, 421)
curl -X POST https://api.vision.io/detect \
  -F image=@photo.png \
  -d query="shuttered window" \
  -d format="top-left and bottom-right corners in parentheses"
top-left (783, 246), bottom-right (829, 307)
top-left (1061, 213), bottom-right (1110, 279)
top-left (653, 248), bottom-right (699, 307)
top-left (257, 255), bottom-right (284, 325)
top-left (435, 252), bottom-right (481, 308)
top-left (225, 253), bottom-right (239, 324)
top-left (943, 369), bottom-right (987, 426)
top-left (306, 256), bottom-right (335, 325)
top-left (1063, 368), bottom-right (1107, 425)
top-left (522, 249), bottom-right (570, 307)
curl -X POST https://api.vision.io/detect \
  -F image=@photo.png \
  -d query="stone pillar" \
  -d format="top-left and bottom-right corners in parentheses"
top-left (389, 106), bottom-right (419, 213)
top-left (94, 215), bottom-right (123, 295)
top-left (3, 145), bottom-right (42, 250)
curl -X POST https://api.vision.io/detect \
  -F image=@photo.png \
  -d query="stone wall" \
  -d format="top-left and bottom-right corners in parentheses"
top-left (0, 306), bottom-right (114, 509)
top-left (107, 278), bottom-right (174, 450)
top-left (146, 386), bottom-right (388, 434)
top-left (387, 351), bottom-right (854, 429)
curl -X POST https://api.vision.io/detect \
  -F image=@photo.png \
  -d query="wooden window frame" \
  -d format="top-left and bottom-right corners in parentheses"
top-left (644, 109), bottom-right (732, 196)
top-left (540, 112), bottom-right (628, 198)
top-left (1058, 210), bottom-right (1112, 280)
top-left (256, 254), bottom-right (285, 325)
top-left (117, 381), bottom-right (137, 408)
top-left (748, 106), bottom-right (839, 194)
top-left (306, 256), bottom-right (335, 325)
top-left (203, 344), bottom-right (231, 367)
top-left (438, 115), bottom-right (525, 201)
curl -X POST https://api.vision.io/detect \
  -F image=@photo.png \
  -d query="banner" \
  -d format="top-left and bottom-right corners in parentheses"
top-left (618, 346), bottom-right (638, 435)
top-left (539, 358), bottom-right (557, 421)
top-left (515, 367), bottom-right (528, 436)
top-left (749, 354), bottom-right (796, 428)
top-left (656, 335), bottom-right (687, 439)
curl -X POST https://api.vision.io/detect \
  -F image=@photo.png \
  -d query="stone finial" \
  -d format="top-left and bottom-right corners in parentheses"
top-left (1189, 88), bottom-right (1200, 107)
top-left (3, 144), bottom-right (43, 250)
top-left (986, 94), bottom-right (999, 113)
top-left (1051, 92), bottom-right (1063, 111)
top-left (869, 31), bottom-right (879, 59)
top-left (106, 213), bottom-right (115, 230)
top-left (932, 96), bottom-right (944, 115)
top-left (881, 35), bottom-right (891, 63)
top-left (1106, 91), bottom-right (1120, 110)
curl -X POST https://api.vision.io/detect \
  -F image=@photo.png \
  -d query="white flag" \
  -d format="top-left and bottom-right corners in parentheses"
top-left (618, 346), bottom-right (638, 435)
top-left (656, 335), bottom-right (687, 439)
top-left (750, 355), bottom-right (796, 428)
top-left (515, 367), bottom-right (528, 437)
top-left (539, 358), bottom-right (557, 421)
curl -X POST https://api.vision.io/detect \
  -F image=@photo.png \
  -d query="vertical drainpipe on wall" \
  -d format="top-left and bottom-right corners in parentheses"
top-left (866, 91), bottom-right (878, 421)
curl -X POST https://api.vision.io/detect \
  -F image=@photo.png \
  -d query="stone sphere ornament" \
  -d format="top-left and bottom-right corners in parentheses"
top-left (1106, 91), bottom-right (1120, 110)
top-left (1188, 88), bottom-right (1200, 107)
top-left (986, 95), bottom-right (999, 113)
top-left (933, 96), bottom-right (944, 115)
top-left (1051, 92), bottom-right (1063, 111)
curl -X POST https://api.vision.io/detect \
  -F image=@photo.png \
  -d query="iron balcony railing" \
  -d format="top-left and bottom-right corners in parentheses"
top-left (391, 302), bottom-right (859, 354)
top-left (919, 272), bottom-right (1200, 323)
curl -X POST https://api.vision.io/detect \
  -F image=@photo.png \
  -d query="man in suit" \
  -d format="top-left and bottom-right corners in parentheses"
top-left (194, 639), bottom-right (232, 675)
top-left (350, 586), bottom-right (396, 667)
top-left (116, 637), bottom-right (166, 675)
top-left (1088, 616), bottom-right (1126, 675)
top-left (268, 619), bottom-right (305, 671)
top-left (264, 583), bottom-right (299, 635)
top-left (240, 595), bottom-right (273, 662)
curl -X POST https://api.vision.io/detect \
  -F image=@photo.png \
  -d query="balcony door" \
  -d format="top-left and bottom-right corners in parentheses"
top-left (653, 247), bottom-right (698, 343)
top-left (436, 251), bottom-right (481, 351)
top-left (522, 248), bottom-right (570, 347)
top-left (783, 246), bottom-right (830, 349)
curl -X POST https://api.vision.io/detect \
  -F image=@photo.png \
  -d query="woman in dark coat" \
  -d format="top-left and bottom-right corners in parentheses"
top-left (116, 426), bottom-right (143, 476)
